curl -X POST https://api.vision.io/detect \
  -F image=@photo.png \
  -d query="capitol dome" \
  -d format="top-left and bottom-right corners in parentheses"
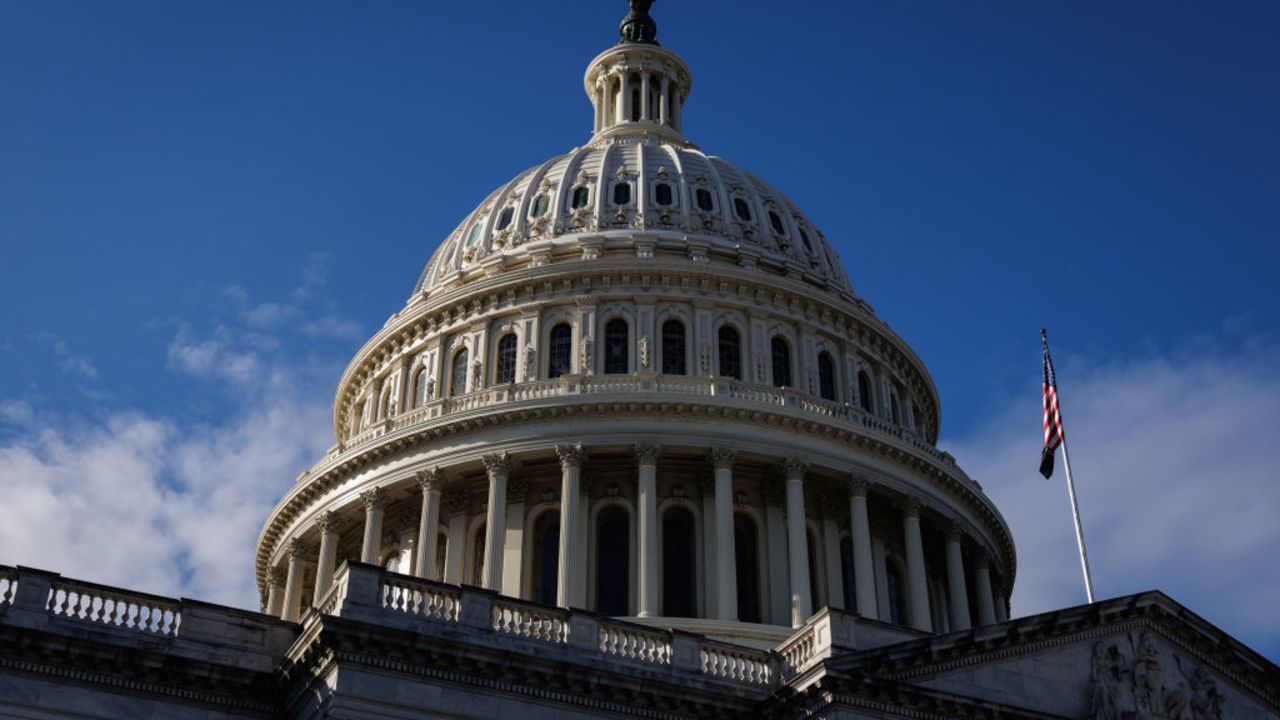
top-left (255, 0), bottom-right (1015, 647)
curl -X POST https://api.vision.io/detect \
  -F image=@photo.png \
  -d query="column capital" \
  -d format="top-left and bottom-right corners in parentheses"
top-left (635, 443), bottom-right (661, 466)
top-left (901, 495), bottom-right (922, 518)
top-left (710, 447), bottom-right (736, 471)
top-left (287, 537), bottom-right (308, 559)
top-left (416, 467), bottom-right (444, 494)
top-left (783, 456), bottom-right (809, 482)
top-left (848, 476), bottom-right (870, 498)
top-left (316, 510), bottom-right (339, 533)
top-left (360, 487), bottom-right (387, 512)
top-left (556, 443), bottom-right (585, 468)
top-left (482, 452), bottom-right (511, 479)
top-left (268, 566), bottom-right (287, 587)
top-left (945, 520), bottom-right (964, 544)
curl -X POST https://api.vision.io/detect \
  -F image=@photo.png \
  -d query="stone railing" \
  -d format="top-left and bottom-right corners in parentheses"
top-left (336, 374), bottom-right (961, 478)
top-left (0, 565), bottom-right (16, 608)
top-left (47, 576), bottom-right (182, 637)
top-left (317, 562), bottom-right (866, 692)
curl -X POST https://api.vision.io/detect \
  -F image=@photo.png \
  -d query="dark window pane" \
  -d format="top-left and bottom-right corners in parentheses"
top-left (695, 188), bottom-right (714, 212)
top-left (532, 512), bottom-right (560, 606)
top-left (496, 207), bottom-right (514, 231)
top-left (604, 318), bottom-right (628, 374)
top-left (799, 227), bottom-right (813, 252)
top-left (471, 522), bottom-right (486, 586)
top-left (414, 368), bottom-right (429, 408)
top-left (840, 536), bottom-right (856, 613)
top-left (613, 182), bottom-right (631, 205)
top-left (768, 210), bottom-right (785, 234)
top-left (451, 348), bottom-right (469, 397)
top-left (531, 194), bottom-right (550, 218)
top-left (734, 197), bottom-right (752, 222)
top-left (655, 183), bottom-right (673, 206)
top-left (495, 334), bottom-right (518, 384)
top-left (596, 507), bottom-right (630, 615)
top-left (818, 352), bottom-right (836, 401)
top-left (661, 319), bottom-right (686, 375)
top-left (771, 337), bottom-right (792, 388)
top-left (662, 507), bottom-right (696, 617)
top-left (718, 326), bottom-right (741, 380)
top-left (549, 324), bottom-right (573, 379)
top-left (887, 563), bottom-right (903, 625)
top-left (734, 515), bottom-right (761, 623)
top-left (858, 371), bottom-right (874, 413)
top-left (572, 186), bottom-right (590, 209)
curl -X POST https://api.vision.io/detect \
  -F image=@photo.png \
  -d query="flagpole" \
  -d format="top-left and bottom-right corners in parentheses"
top-left (1057, 400), bottom-right (1095, 604)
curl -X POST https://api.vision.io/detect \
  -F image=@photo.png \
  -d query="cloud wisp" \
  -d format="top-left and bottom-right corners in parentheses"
top-left (945, 340), bottom-right (1280, 661)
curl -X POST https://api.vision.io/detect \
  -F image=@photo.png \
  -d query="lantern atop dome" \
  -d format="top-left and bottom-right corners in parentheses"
top-left (586, 1), bottom-right (691, 143)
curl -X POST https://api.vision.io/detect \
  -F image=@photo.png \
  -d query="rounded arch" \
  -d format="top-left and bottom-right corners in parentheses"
top-left (771, 335), bottom-right (794, 388)
top-left (657, 498), bottom-right (702, 618)
top-left (522, 503), bottom-right (561, 605)
top-left (587, 498), bottom-right (636, 615)
top-left (732, 509), bottom-right (767, 624)
top-left (713, 319), bottom-right (746, 380)
top-left (883, 553), bottom-right (908, 626)
top-left (597, 305), bottom-right (636, 376)
top-left (465, 514), bottom-right (487, 586)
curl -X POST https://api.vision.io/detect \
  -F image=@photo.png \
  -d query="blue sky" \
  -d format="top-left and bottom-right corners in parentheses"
top-left (1, 2), bottom-right (1277, 661)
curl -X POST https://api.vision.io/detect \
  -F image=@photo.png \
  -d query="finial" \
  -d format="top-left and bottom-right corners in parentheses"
top-left (620, 0), bottom-right (659, 46)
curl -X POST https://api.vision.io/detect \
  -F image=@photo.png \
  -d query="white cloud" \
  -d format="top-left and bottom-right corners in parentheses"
top-left (302, 314), bottom-right (363, 341)
top-left (944, 341), bottom-right (1280, 660)
top-left (242, 302), bottom-right (300, 329)
top-left (0, 400), bottom-right (33, 425)
top-left (167, 329), bottom-right (260, 385)
top-left (34, 332), bottom-right (99, 380)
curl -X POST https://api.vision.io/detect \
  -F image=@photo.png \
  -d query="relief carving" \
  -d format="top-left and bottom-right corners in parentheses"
top-left (1086, 632), bottom-right (1224, 720)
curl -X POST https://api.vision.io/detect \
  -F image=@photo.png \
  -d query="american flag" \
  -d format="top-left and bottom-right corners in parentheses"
top-left (1040, 330), bottom-right (1065, 479)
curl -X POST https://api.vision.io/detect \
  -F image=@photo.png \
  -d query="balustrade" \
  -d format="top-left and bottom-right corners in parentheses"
top-left (381, 574), bottom-right (460, 622)
top-left (490, 597), bottom-right (569, 643)
top-left (597, 620), bottom-right (672, 665)
top-left (47, 578), bottom-right (180, 636)
top-left (700, 641), bottom-right (773, 685)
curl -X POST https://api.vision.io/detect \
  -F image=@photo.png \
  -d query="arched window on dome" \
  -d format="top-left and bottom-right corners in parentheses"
top-left (571, 186), bottom-right (591, 210)
top-left (465, 222), bottom-right (485, 248)
top-left (771, 337), bottom-right (792, 388)
top-left (413, 368), bottom-right (429, 409)
top-left (548, 323), bottom-right (573, 378)
top-left (661, 319), bottom-right (686, 375)
top-left (494, 334), bottom-right (518, 384)
top-left (733, 197), bottom-right (752, 223)
top-left (734, 513), bottom-right (761, 623)
top-left (818, 351), bottom-right (837, 401)
top-left (890, 391), bottom-right (902, 425)
top-left (612, 181), bottom-right (631, 206)
top-left (378, 383), bottom-right (395, 420)
top-left (718, 326), bottom-right (742, 380)
top-left (857, 370), bottom-right (874, 414)
top-left (450, 348), bottom-right (469, 397)
top-left (654, 182), bottom-right (674, 206)
top-left (595, 506), bottom-right (630, 615)
top-left (695, 188), bottom-right (714, 212)
top-left (530, 510), bottom-right (560, 606)
top-left (496, 206), bottom-right (514, 231)
top-left (768, 210), bottom-right (786, 235)
top-left (799, 226), bottom-right (814, 253)
top-left (912, 402), bottom-right (924, 436)
top-left (530, 193), bottom-right (550, 218)
top-left (604, 318), bottom-right (629, 375)
top-left (662, 506), bottom-right (696, 618)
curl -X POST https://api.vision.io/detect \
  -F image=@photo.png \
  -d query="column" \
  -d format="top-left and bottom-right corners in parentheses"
top-left (265, 566), bottom-right (286, 617)
top-left (640, 71), bottom-right (651, 121)
top-left (847, 479), bottom-right (878, 619)
top-left (282, 538), bottom-right (306, 622)
top-left (712, 448), bottom-right (738, 621)
top-left (502, 478), bottom-right (528, 597)
top-left (821, 510), bottom-right (843, 610)
top-left (995, 582), bottom-right (1009, 622)
top-left (481, 453), bottom-right (510, 591)
top-left (556, 443), bottom-right (584, 607)
top-left (443, 492), bottom-right (467, 585)
top-left (901, 497), bottom-right (932, 632)
top-left (659, 76), bottom-right (670, 125)
top-left (945, 522), bottom-right (972, 631)
top-left (618, 73), bottom-right (630, 122)
top-left (872, 537), bottom-right (891, 623)
top-left (784, 458), bottom-right (812, 628)
top-left (763, 481), bottom-right (789, 626)
top-left (700, 482), bottom-right (718, 618)
top-left (594, 81), bottom-right (604, 132)
top-left (414, 469), bottom-right (443, 580)
top-left (360, 487), bottom-right (386, 564)
top-left (974, 550), bottom-right (997, 626)
top-left (313, 511), bottom-right (339, 603)
top-left (636, 443), bottom-right (660, 618)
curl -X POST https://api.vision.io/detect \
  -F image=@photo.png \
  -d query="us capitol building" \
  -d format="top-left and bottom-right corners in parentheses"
top-left (1, 3), bottom-right (1276, 719)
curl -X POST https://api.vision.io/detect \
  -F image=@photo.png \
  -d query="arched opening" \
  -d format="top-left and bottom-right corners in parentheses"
top-left (771, 337), bottom-right (792, 388)
top-left (434, 530), bottom-right (448, 582)
top-left (379, 384), bottom-right (394, 420)
top-left (469, 521), bottom-right (486, 586)
top-left (857, 370), bottom-right (874, 413)
top-left (548, 323), bottom-right (573, 379)
top-left (662, 507), bottom-right (696, 618)
top-left (890, 391), bottom-right (902, 425)
top-left (818, 352), bottom-right (837, 401)
top-left (806, 529), bottom-right (820, 618)
top-left (495, 333), bottom-right (518, 384)
top-left (661, 319), bottom-right (686, 375)
top-left (718, 326), bottom-right (742, 380)
top-left (531, 511), bottom-right (560, 606)
top-left (595, 506), bottom-right (630, 615)
top-left (604, 318), bottom-right (629, 375)
top-left (450, 348), bottom-right (469, 397)
top-left (571, 186), bottom-right (590, 210)
top-left (840, 536), bottom-right (856, 613)
top-left (886, 559), bottom-right (905, 626)
top-left (413, 368), bottom-right (429, 408)
top-left (734, 514), bottom-right (761, 623)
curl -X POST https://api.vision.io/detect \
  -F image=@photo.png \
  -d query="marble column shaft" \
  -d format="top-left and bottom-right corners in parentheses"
top-left (556, 444), bottom-right (584, 607)
top-left (636, 444), bottom-right (659, 618)
top-left (712, 448), bottom-right (738, 622)
top-left (945, 523), bottom-right (972, 631)
top-left (784, 458), bottom-right (812, 628)
top-left (265, 567), bottom-right (286, 617)
top-left (481, 454), bottom-right (510, 591)
top-left (974, 552), bottom-right (997, 626)
top-left (282, 539), bottom-right (305, 622)
top-left (847, 479), bottom-right (878, 619)
top-left (359, 488), bottom-right (386, 564)
top-left (313, 512), bottom-right (339, 604)
top-left (414, 469), bottom-right (442, 580)
top-left (902, 497), bottom-right (932, 632)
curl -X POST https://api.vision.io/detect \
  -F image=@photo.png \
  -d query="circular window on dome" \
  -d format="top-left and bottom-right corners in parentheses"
top-left (768, 210), bottom-right (785, 235)
top-left (733, 197), bottom-right (752, 222)
top-left (466, 221), bottom-right (485, 247)
top-left (531, 193), bottom-right (550, 218)
top-left (654, 182), bottom-right (673, 207)
top-left (695, 188), bottom-right (714, 212)
top-left (496, 207), bottom-right (514, 231)
top-left (572, 186), bottom-right (591, 210)
top-left (613, 181), bottom-right (631, 206)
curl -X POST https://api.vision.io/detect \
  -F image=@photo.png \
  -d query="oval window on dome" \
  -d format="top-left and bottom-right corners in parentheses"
top-left (654, 183), bottom-right (673, 206)
top-left (768, 210), bottom-right (785, 235)
top-left (531, 193), bottom-right (550, 218)
top-left (496, 207), bottom-right (514, 231)
top-left (733, 197), bottom-right (752, 223)
top-left (466, 222), bottom-right (485, 247)
top-left (613, 181), bottom-right (631, 206)
top-left (572, 186), bottom-right (590, 210)
top-left (695, 188), bottom-right (714, 212)
top-left (799, 227), bottom-right (814, 252)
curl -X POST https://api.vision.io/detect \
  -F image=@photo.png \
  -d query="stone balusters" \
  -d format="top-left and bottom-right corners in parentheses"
top-left (555, 443), bottom-right (584, 607)
top-left (901, 496), bottom-right (932, 632)
top-left (282, 538), bottom-right (307, 622)
top-left (784, 457), bottom-right (812, 628)
top-left (481, 453), bottom-right (511, 591)
top-left (712, 448), bottom-right (738, 622)
top-left (945, 522), bottom-right (972, 631)
top-left (414, 469), bottom-right (443, 580)
top-left (313, 511), bottom-right (340, 605)
top-left (360, 487), bottom-right (387, 564)
top-left (636, 443), bottom-right (660, 618)
top-left (974, 550), bottom-right (998, 626)
top-left (847, 478), bottom-right (878, 619)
